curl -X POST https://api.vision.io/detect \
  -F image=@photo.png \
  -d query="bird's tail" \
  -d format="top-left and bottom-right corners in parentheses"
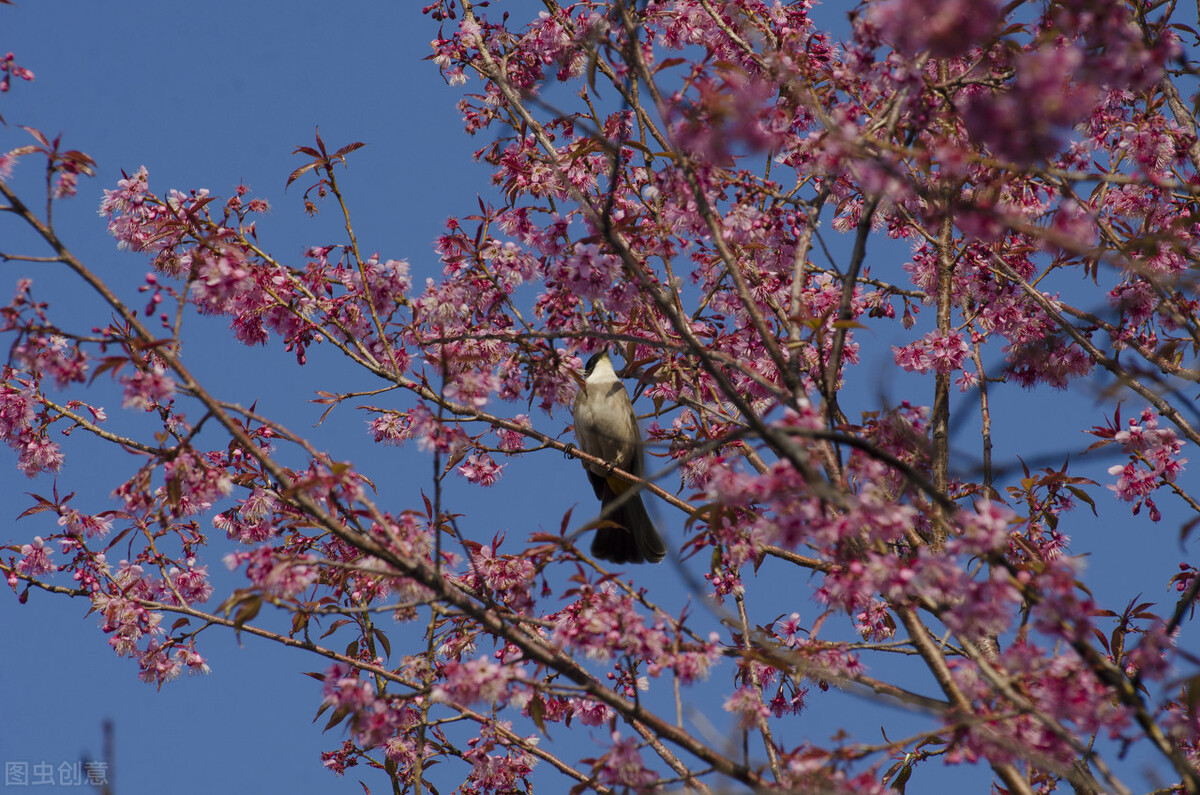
top-left (592, 483), bottom-right (666, 564)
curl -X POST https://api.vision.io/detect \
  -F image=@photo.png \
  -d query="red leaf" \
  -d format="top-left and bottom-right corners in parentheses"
top-left (286, 161), bottom-right (320, 188)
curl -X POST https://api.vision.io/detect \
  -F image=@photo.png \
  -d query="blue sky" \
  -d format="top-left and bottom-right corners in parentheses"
top-left (1, 2), bottom-right (1194, 793)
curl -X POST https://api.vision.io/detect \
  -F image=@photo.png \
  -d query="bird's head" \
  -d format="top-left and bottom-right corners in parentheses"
top-left (583, 349), bottom-right (617, 382)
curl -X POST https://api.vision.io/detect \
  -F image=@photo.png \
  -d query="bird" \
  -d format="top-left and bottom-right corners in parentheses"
top-left (572, 349), bottom-right (667, 564)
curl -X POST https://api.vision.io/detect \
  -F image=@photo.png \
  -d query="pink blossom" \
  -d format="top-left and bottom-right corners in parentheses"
top-left (854, 601), bottom-right (895, 642)
top-left (461, 722), bottom-right (536, 794)
top-left (955, 501), bottom-right (1016, 555)
top-left (214, 510), bottom-right (276, 544)
top-left (13, 335), bottom-right (89, 387)
top-left (955, 369), bottom-right (979, 391)
top-left (351, 701), bottom-right (403, 749)
top-left (946, 641), bottom-right (1129, 766)
top-left (658, 640), bottom-right (722, 684)
top-left (1114, 410), bottom-right (1184, 459)
top-left (120, 366), bottom-right (176, 410)
top-left (432, 658), bottom-right (520, 706)
top-left (895, 329), bottom-right (970, 374)
top-left (1125, 622), bottom-right (1175, 682)
top-left (1107, 462), bottom-right (1159, 501)
top-left (54, 172), bottom-right (78, 199)
top-left (322, 663), bottom-right (377, 713)
top-left (775, 612), bottom-right (804, 648)
top-left (179, 646), bottom-right (211, 676)
top-left (551, 584), bottom-right (670, 664)
top-left (224, 548), bottom-right (317, 599)
top-left (382, 709), bottom-right (424, 768)
top-left (15, 434), bottom-right (64, 477)
top-left (94, 590), bottom-right (161, 657)
top-left (599, 732), bottom-right (657, 789)
top-left (98, 166), bottom-right (150, 217)
top-left (964, 43), bottom-right (1099, 163)
top-left (938, 570), bottom-right (1020, 637)
top-left (56, 509), bottom-right (113, 538)
top-left (867, 0), bottom-right (1000, 58)
top-left (724, 686), bottom-right (770, 728)
top-left (99, 167), bottom-right (183, 255)
top-left (1030, 557), bottom-right (1095, 640)
top-left (0, 384), bottom-right (35, 440)
top-left (892, 341), bottom-right (931, 373)
top-left (320, 740), bottom-right (358, 776)
top-left (368, 412), bottom-right (408, 444)
top-left (705, 566), bottom-right (746, 601)
top-left (1101, 410), bottom-right (1187, 516)
top-left (548, 243), bottom-right (623, 301)
top-left (190, 249), bottom-right (253, 314)
top-left (457, 452), bottom-right (505, 486)
top-left (156, 450), bottom-right (233, 516)
top-left (468, 541), bottom-right (534, 593)
top-left (16, 536), bottom-right (54, 575)
top-left (925, 329), bottom-right (970, 372)
top-left (495, 416), bottom-right (529, 451)
top-left (1048, 199), bottom-right (1098, 250)
top-left (570, 697), bottom-right (614, 726)
top-left (137, 640), bottom-right (182, 686)
top-left (816, 558), bottom-right (880, 612)
top-left (349, 255), bottom-right (412, 316)
top-left (166, 564), bottom-right (213, 604)
top-left (238, 487), bottom-right (278, 522)
top-left (399, 404), bottom-right (468, 455)
top-left (669, 69), bottom-right (784, 162)
top-left (1006, 336), bottom-right (1094, 389)
top-left (443, 368), bottom-right (501, 408)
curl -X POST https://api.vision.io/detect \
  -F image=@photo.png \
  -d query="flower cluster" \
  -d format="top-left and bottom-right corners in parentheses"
top-left (1091, 408), bottom-right (1187, 522)
top-left (0, 51), bottom-right (34, 93)
top-left (1, 375), bottom-right (64, 478)
top-left (223, 548), bottom-right (317, 600)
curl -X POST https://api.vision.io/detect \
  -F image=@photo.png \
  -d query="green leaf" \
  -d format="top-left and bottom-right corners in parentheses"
top-left (233, 594), bottom-right (262, 635)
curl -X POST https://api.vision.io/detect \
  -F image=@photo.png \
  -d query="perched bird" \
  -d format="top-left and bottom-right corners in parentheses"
top-left (572, 350), bottom-right (667, 564)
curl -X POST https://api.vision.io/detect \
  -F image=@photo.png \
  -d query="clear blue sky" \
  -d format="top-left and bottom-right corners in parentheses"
top-left (1, 2), bottom-right (1191, 793)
